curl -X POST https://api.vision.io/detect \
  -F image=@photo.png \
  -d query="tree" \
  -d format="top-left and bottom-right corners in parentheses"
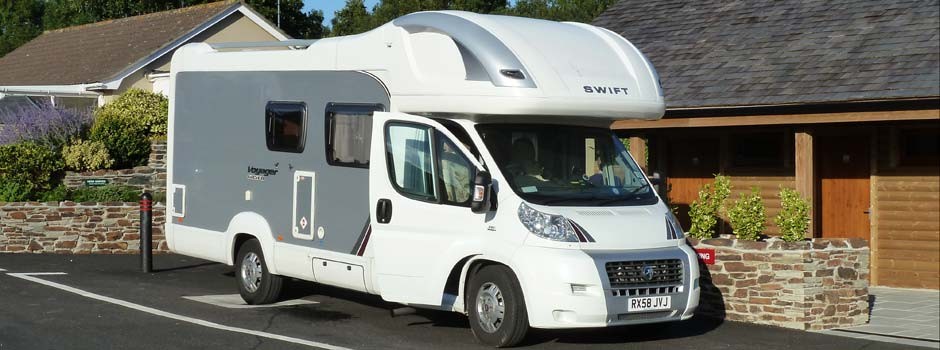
top-left (242, 0), bottom-right (326, 39)
top-left (503, 0), bottom-right (617, 23)
top-left (331, 0), bottom-right (374, 37)
top-left (450, 0), bottom-right (507, 13)
top-left (370, 0), bottom-right (445, 26)
top-left (325, 0), bottom-right (614, 36)
top-left (0, 0), bottom-right (44, 57)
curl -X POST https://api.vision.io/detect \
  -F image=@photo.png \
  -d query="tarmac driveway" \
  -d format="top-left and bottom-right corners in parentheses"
top-left (0, 254), bottom-right (925, 350)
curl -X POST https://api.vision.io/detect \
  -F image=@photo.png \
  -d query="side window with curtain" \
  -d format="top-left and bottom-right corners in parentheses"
top-left (386, 123), bottom-right (437, 201)
top-left (326, 103), bottom-right (383, 168)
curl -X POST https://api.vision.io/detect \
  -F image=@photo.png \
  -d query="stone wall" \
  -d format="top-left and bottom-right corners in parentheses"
top-left (690, 237), bottom-right (870, 330)
top-left (63, 141), bottom-right (167, 193)
top-left (0, 202), bottom-right (167, 254)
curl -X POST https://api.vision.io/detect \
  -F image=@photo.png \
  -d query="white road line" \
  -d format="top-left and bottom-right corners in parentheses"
top-left (7, 272), bottom-right (353, 350)
top-left (0, 268), bottom-right (6, 272)
top-left (183, 294), bottom-right (319, 309)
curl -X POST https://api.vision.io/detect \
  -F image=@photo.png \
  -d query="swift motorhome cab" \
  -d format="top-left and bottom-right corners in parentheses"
top-left (166, 11), bottom-right (699, 347)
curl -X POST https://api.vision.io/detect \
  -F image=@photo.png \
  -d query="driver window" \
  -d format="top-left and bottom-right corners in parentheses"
top-left (438, 135), bottom-right (474, 206)
top-left (386, 123), bottom-right (436, 201)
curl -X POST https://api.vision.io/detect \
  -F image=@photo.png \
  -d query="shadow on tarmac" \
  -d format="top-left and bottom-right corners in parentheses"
top-left (264, 273), bottom-right (727, 347)
top-left (153, 261), bottom-right (219, 273)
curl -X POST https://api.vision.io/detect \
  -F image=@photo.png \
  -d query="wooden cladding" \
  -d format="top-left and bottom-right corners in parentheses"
top-left (631, 118), bottom-right (938, 289)
top-left (871, 170), bottom-right (940, 290)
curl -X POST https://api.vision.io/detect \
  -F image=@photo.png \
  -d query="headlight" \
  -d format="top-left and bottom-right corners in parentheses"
top-left (517, 203), bottom-right (579, 242)
top-left (666, 211), bottom-right (685, 240)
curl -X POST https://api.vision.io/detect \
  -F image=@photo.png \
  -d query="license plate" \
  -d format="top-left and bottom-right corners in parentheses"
top-left (628, 296), bottom-right (671, 312)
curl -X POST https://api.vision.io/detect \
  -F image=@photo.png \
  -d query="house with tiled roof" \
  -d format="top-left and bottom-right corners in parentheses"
top-left (596, 0), bottom-right (939, 289)
top-left (0, 0), bottom-right (288, 109)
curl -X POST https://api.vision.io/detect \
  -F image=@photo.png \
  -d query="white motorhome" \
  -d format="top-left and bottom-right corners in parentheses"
top-left (166, 11), bottom-right (699, 347)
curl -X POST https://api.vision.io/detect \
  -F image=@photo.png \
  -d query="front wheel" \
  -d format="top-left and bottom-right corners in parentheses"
top-left (467, 265), bottom-right (529, 347)
top-left (235, 239), bottom-right (284, 305)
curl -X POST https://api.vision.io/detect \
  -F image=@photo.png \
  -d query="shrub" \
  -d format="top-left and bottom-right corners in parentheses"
top-left (0, 102), bottom-right (92, 148)
top-left (775, 187), bottom-right (811, 242)
top-left (69, 185), bottom-right (141, 202)
top-left (89, 111), bottom-right (150, 168)
top-left (687, 174), bottom-right (732, 239)
top-left (0, 180), bottom-right (32, 202)
top-left (0, 141), bottom-right (63, 195)
top-left (96, 88), bottom-right (168, 137)
top-left (62, 139), bottom-right (114, 171)
top-left (37, 184), bottom-right (68, 202)
top-left (152, 191), bottom-right (166, 204)
top-left (728, 187), bottom-right (766, 241)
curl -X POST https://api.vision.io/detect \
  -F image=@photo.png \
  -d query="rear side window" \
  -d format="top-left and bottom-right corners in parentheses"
top-left (326, 103), bottom-right (383, 168)
top-left (266, 102), bottom-right (306, 153)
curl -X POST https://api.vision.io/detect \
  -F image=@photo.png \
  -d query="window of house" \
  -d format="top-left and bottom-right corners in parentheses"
top-left (265, 102), bottom-right (306, 153)
top-left (731, 132), bottom-right (785, 168)
top-left (900, 127), bottom-right (940, 167)
top-left (326, 104), bottom-right (382, 168)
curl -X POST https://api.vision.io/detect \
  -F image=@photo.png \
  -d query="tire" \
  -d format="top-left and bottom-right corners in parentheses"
top-left (235, 239), bottom-right (284, 305)
top-left (467, 265), bottom-right (529, 348)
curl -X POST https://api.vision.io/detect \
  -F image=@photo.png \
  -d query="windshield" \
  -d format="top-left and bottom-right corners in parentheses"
top-left (476, 124), bottom-right (657, 206)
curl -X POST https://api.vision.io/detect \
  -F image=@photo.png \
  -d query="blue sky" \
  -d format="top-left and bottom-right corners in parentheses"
top-left (303, 1), bottom-right (380, 25)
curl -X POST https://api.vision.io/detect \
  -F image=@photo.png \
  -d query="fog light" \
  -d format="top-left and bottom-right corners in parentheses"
top-left (552, 310), bottom-right (577, 323)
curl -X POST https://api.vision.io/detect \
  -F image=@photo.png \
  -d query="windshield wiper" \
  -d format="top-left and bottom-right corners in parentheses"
top-left (596, 184), bottom-right (653, 206)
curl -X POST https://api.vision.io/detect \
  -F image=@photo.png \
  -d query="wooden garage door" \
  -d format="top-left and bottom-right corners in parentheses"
top-left (666, 138), bottom-right (720, 230)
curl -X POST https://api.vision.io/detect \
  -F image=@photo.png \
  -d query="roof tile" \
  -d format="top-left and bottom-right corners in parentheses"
top-left (594, 0), bottom-right (940, 107)
top-left (0, 1), bottom-right (239, 86)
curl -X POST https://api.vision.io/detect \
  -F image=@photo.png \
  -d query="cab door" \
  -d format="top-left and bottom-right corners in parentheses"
top-left (368, 112), bottom-right (485, 305)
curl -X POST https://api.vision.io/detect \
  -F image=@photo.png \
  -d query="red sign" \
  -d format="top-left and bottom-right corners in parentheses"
top-left (695, 248), bottom-right (716, 265)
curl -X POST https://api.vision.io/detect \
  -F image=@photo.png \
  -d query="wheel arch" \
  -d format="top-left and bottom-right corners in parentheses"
top-left (225, 212), bottom-right (279, 275)
top-left (454, 255), bottom-right (527, 315)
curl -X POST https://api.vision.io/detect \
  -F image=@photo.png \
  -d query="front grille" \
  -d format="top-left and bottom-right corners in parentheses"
top-left (611, 285), bottom-right (680, 297)
top-left (606, 259), bottom-right (683, 289)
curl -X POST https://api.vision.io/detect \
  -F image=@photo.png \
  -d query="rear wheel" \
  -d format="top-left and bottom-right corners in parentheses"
top-left (235, 239), bottom-right (283, 304)
top-left (467, 265), bottom-right (529, 347)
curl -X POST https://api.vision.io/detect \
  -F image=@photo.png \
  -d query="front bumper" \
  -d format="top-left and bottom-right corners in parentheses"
top-left (512, 244), bottom-right (700, 329)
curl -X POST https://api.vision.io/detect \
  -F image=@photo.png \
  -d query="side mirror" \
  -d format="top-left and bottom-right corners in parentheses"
top-left (648, 171), bottom-right (663, 186)
top-left (471, 171), bottom-right (492, 213)
top-left (648, 171), bottom-right (663, 195)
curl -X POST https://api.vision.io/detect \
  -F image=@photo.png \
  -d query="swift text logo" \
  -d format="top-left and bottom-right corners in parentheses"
top-left (583, 86), bottom-right (629, 96)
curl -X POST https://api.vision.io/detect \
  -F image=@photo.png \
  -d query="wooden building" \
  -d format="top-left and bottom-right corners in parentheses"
top-left (596, 1), bottom-right (939, 289)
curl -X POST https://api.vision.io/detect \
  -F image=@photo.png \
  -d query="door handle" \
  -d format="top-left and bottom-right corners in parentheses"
top-left (376, 198), bottom-right (393, 224)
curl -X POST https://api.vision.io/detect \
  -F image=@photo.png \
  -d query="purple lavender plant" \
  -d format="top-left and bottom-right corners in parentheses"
top-left (0, 101), bottom-right (92, 148)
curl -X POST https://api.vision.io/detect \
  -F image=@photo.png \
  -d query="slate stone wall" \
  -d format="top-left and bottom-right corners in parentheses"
top-left (0, 202), bottom-right (167, 254)
top-left (690, 237), bottom-right (870, 330)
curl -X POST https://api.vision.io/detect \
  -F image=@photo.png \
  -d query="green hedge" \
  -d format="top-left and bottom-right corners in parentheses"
top-left (89, 89), bottom-right (168, 169)
top-left (25, 185), bottom-right (155, 203)
top-left (0, 142), bottom-right (64, 201)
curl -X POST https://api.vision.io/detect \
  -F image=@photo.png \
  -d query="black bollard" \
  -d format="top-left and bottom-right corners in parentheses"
top-left (140, 192), bottom-right (153, 273)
